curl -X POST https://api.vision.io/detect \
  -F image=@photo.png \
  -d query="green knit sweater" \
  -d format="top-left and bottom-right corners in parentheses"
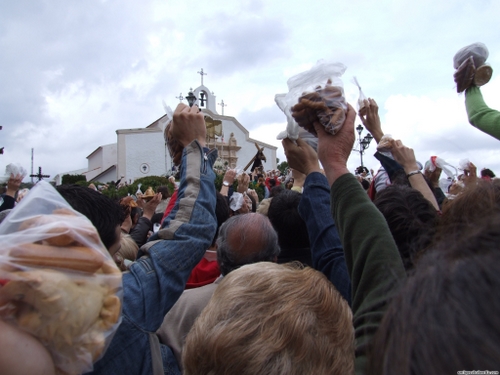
top-left (465, 86), bottom-right (500, 140)
top-left (331, 173), bottom-right (406, 375)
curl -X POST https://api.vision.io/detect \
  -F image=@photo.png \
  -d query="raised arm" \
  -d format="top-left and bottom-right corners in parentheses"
top-left (358, 98), bottom-right (384, 143)
top-left (390, 140), bottom-right (440, 211)
top-left (123, 103), bottom-right (218, 328)
top-left (282, 137), bottom-right (351, 305)
top-left (314, 105), bottom-right (406, 374)
top-left (465, 86), bottom-right (500, 141)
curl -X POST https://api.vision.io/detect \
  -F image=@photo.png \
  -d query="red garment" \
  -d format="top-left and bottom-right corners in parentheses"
top-left (185, 257), bottom-right (220, 289)
top-left (265, 177), bottom-right (281, 191)
top-left (160, 190), bottom-right (178, 225)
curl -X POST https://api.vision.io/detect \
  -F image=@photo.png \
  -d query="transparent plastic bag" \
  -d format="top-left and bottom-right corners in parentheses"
top-left (0, 163), bottom-right (28, 184)
top-left (353, 76), bottom-right (367, 111)
top-left (453, 42), bottom-right (489, 69)
top-left (377, 134), bottom-right (394, 154)
top-left (458, 158), bottom-right (471, 171)
top-left (276, 60), bottom-right (348, 145)
top-left (427, 156), bottom-right (457, 179)
top-left (0, 181), bottom-right (122, 375)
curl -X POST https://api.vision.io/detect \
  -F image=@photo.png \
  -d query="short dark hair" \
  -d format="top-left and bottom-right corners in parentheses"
top-left (213, 192), bottom-right (230, 246)
top-left (369, 213), bottom-right (500, 375)
top-left (269, 185), bottom-right (284, 198)
top-left (374, 185), bottom-right (438, 271)
top-left (216, 213), bottom-right (280, 276)
top-left (56, 184), bottom-right (123, 250)
top-left (481, 168), bottom-right (496, 178)
top-left (268, 190), bottom-right (311, 265)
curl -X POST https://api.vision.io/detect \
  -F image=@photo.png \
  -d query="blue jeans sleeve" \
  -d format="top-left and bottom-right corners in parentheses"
top-left (123, 141), bottom-right (218, 331)
top-left (298, 172), bottom-right (351, 305)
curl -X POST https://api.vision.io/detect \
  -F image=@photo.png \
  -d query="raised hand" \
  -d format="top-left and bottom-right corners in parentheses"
top-left (282, 138), bottom-right (321, 176)
top-left (313, 104), bottom-right (356, 186)
top-left (358, 98), bottom-right (384, 143)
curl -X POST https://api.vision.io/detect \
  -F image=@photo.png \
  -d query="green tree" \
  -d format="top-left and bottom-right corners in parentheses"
top-left (61, 174), bottom-right (86, 185)
top-left (277, 161), bottom-right (289, 176)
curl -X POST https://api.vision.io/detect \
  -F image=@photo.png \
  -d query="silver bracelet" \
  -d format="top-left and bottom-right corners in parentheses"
top-left (406, 170), bottom-right (422, 178)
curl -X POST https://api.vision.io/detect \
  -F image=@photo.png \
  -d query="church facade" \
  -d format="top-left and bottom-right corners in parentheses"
top-left (82, 83), bottom-right (277, 184)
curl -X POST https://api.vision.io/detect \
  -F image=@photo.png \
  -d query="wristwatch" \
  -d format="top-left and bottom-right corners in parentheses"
top-left (223, 181), bottom-right (230, 187)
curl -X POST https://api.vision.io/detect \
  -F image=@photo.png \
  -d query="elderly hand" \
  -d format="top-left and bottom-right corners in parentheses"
top-left (171, 103), bottom-right (206, 148)
top-left (463, 162), bottom-right (478, 187)
top-left (223, 169), bottom-right (237, 186)
top-left (358, 98), bottom-right (384, 143)
top-left (390, 140), bottom-right (419, 173)
top-left (282, 138), bottom-right (321, 176)
top-left (247, 189), bottom-right (259, 205)
top-left (314, 104), bottom-right (356, 186)
top-left (237, 173), bottom-right (250, 194)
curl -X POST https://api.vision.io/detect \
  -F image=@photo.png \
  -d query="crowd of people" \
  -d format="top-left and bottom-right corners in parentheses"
top-left (1, 43), bottom-right (500, 375)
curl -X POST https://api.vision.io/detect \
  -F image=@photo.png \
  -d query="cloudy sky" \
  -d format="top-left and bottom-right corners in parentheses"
top-left (1, 0), bottom-right (499, 182)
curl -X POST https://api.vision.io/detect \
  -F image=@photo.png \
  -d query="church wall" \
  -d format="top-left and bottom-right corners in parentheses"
top-left (88, 148), bottom-right (103, 171)
top-left (86, 144), bottom-right (117, 181)
top-left (123, 130), bottom-right (167, 182)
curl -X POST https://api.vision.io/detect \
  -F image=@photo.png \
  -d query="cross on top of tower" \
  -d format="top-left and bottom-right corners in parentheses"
top-left (30, 166), bottom-right (50, 182)
top-left (176, 93), bottom-right (184, 102)
top-left (218, 100), bottom-right (227, 115)
top-left (197, 68), bottom-right (207, 86)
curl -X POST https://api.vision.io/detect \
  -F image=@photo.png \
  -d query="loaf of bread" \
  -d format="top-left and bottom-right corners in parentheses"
top-left (0, 209), bottom-right (122, 375)
top-left (291, 83), bottom-right (346, 136)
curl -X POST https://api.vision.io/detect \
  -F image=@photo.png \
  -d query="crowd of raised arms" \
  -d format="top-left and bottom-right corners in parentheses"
top-left (0, 43), bottom-right (499, 375)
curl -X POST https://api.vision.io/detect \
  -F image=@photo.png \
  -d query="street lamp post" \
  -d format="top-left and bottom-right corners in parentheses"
top-left (354, 124), bottom-right (374, 167)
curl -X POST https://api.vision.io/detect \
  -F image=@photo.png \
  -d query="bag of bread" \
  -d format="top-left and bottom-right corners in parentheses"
top-left (0, 181), bottom-right (122, 375)
top-left (276, 60), bottom-right (348, 146)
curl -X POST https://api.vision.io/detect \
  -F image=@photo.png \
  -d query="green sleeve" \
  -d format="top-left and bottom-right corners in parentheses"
top-left (465, 86), bottom-right (500, 141)
top-left (331, 173), bottom-right (406, 375)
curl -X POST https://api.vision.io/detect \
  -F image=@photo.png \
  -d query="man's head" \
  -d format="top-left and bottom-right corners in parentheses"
top-left (268, 189), bottom-right (311, 265)
top-left (183, 262), bottom-right (355, 375)
top-left (56, 184), bottom-right (124, 255)
top-left (216, 213), bottom-right (280, 276)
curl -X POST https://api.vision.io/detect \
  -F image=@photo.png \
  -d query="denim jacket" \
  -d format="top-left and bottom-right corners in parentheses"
top-left (86, 141), bottom-right (218, 375)
top-left (297, 172), bottom-right (351, 306)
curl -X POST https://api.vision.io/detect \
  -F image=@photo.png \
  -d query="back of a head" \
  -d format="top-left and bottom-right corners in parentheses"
top-left (374, 185), bottom-right (438, 271)
top-left (268, 189), bottom-right (311, 265)
top-left (216, 213), bottom-right (280, 276)
top-left (269, 185), bottom-right (284, 198)
top-left (212, 192), bottom-right (230, 246)
top-left (56, 184), bottom-right (123, 250)
top-left (481, 168), bottom-right (495, 178)
top-left (183, 262), bottom-right (355, 375)
top-left (369, 213), bottom-right (500, 375)
top-left (437, 180), bottom-right (500, 242)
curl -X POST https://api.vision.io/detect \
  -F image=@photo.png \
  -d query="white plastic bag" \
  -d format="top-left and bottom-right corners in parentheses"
top-left (0, 181), bottom-right (122, 375)
top-left (426, 156), bottom-right (457, 179)
top-left (276, 60), bottom-right (348, 144)
top-left (453, 42), bottom-right (489, 69)
top-left (353, 76), bottom-right (367, 111)
top-left (0, 163), bottom-right (27, 184)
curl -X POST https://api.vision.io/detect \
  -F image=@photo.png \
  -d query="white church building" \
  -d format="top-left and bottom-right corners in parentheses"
top-left (76, 83), bottom-right (277, 185)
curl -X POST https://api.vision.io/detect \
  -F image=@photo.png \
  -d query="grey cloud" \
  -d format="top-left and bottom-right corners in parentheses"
top-left (237, 105), bottom-right (285, 131)
top-left (193, 13), bottom-right (291, 75)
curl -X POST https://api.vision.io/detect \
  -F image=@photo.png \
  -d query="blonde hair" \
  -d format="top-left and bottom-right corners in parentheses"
top-left (183, 262), bottom-right (354, 375)
top-left (113, 233), bottom-right (139, 271)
